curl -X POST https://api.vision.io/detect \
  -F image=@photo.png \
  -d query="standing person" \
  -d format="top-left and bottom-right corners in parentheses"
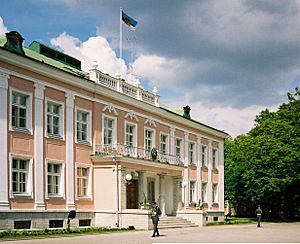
top-left (255, 205), bottom-right (262, 227)
top-left (151, 204), bottom-right (161, 237)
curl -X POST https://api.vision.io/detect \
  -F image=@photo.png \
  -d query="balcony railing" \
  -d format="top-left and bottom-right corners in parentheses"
top-left (88, 69), bottom-right (159, 107)
top-left (94, 144), bottom-right (183, 166)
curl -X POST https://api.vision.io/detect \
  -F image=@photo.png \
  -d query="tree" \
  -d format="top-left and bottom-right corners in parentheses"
top-left (225, 87), bottom-right (300, 219)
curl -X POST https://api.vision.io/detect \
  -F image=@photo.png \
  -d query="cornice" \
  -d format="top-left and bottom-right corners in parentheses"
top-left (0, 48), bottom-right (228, 140)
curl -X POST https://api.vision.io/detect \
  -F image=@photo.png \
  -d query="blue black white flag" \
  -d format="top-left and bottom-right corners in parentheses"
top-left (122, 11), bottom-right (138, 30)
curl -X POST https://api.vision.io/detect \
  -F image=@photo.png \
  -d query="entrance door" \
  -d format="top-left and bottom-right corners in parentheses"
top-left (126, 179), bottom-right (138, 209)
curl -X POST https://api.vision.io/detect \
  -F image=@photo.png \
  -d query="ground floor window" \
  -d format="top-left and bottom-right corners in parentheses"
top-left (14, 220), bottom-right (31, 229)
top-left (79, 219), bottom-right (91, 227)
top-left (49, 220), bottom-right (64, 228)
top-left (147, 178), bottom-right (155, 203)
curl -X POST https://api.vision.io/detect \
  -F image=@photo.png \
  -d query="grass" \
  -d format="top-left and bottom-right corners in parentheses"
top-left (206, 217), bottom-right (257, 226)
top-left (0, 227), bottom-right (134, 241)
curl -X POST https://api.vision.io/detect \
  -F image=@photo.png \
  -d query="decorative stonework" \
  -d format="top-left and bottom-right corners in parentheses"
top-left (102, 103), bottom-right (118, 116)
top-left (0, 72), bottom-right (9, 90)
top-left (125, 110), bottom-right (139, 122)
top-left (144, 116), bottom-right (156, 127)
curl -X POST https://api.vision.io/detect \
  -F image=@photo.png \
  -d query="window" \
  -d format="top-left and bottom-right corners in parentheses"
top-left (47, 161), bottom-right (64, 197)
top-left (145, 129), bottom-right (154, 152)
top-left (202, 183), bottom-right (207, 203)
top-left (12, 158), bottom-right (31, 195)
top-left (47, 101), bottom-right (63, 137)
top-left (212, 184), bottom-right (218, 203)
top-left (11, 91), bottom-right (31, 131)
top-left (76, 109), bottom-right (91, 143)
top-left (14, 221), bottom-right (31, 229)
top-left (125, 123), bottom-right (136, 147)
top-left (212, 148), bottom-right (218, 168)
top-left (79, 219), bottom-right (91, 227)
top-left (160, 134), bottom-right (168, 154)
top-left (103, 117), bottom-right (115, 145)
top-left (176, 138), bottom-right (182, 159)
top-left (188, 142), bottom-right (194, 164)
top-left (77, 166), bottom-right (91, 198)
top-left (147, 178), bottom-right (155, 203)
top-left (201, 145), bottom-right (207, 167)
top-left (189, 181), bottom-right (196, 203)
top-left (49, 220), bottom-right (64, 228)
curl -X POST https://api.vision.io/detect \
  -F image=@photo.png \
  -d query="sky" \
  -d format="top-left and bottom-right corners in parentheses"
top-left (1, 0), bottom-right (299, 138)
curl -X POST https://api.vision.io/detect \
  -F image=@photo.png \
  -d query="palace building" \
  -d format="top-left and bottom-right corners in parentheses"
top-left (0, 31), bottom-right (227, 230)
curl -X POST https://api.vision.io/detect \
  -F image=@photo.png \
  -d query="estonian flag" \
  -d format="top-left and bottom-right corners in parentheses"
top-left (122, 11), bottom-right (138, 30)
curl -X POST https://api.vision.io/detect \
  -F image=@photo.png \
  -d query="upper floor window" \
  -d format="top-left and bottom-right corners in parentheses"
top-left (212, 148), bottom-right (218, 168)
top-left (11, 91), bottom-right (32, 132)
top-left (77, 166), bottom-right (91, 198)
top-left (145, 129), bottom-right (154, 152)
top-left (47, 101), bottom-right (64, 138)
top-left (188, 142), bottom-right (195, 164)
top-left (125, 123), bottom-right (136, 148)
top-left (201, 145), bottom-right (207, 167)
top-left (160, 134), bottom-right (168, 154)
top-left (76, 109), bottom-right (91, 144)
top-left (176, 138), bottom-right (182, 159)
top-left (12, 158), bottom-right (31, 195)
top-left (103, 116), bottom-right (116, 146)
top-left (47, 161), bottom-right (64, 197)
top-left (189, 181), bottom-right (196, 203)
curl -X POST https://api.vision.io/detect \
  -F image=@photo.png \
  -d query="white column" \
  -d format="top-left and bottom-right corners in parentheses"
top-left (218, 140), bottom-right (225, 211)
top-left (137, 171), bottom-right (145, 207)
top-left (66, 93), bottom-right (75, 210)
top-left (34, 83), bottom-right (45, 210)
top-left (207, 140), bottom-right (213, 209)
top-left (183, 132), bottom-right (189, 208)
top-left (0, 72), bottom-right (9, 210)
top-left (159, 174), bottom-right (166, 216)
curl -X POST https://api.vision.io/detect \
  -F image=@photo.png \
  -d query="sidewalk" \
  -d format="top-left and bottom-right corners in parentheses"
top-left (1, 222), bottom-right (300, 243)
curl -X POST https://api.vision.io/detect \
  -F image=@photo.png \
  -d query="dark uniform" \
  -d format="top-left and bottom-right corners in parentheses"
top-left (255, 205), bottom-right (262, 227)
top-left (151, 206), bottom-right (161, 237)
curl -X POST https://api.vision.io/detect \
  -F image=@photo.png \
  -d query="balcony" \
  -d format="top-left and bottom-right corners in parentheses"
top-left (88, 68), bottom-right (159, 107)
top-left (93, 144), bottom-right (183, 167)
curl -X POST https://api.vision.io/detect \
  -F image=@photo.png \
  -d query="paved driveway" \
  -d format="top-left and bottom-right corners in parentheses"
top-left (1, 222), bottom-right (300, 243)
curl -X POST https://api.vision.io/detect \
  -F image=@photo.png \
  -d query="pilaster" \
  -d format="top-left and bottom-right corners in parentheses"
top-left (0, 72), bottom-right (9, 209)
top-left (207, 140), bottom-right (213, 209)
top-left (66, 92), bottom-right (75, 210)
top-left (34, 82), bottom-right (45, 210)
top-left (170, 127), bottom-right (175, 156)
top-left (183, 132), bottom-right (189, 208)
top-left (195, 136), bottom-right (202, 203)
top-left (218, 140), bottom-right (225, 211)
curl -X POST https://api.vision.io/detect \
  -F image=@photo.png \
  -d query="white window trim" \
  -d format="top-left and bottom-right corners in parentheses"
top-left (175, 137), bottom-right (183, 160)
top-left (212, 148), bottom-right (219, 169)
top-left (124, 121), bottom-right (138, 148)
top-left (75, 162), bottom-right (92, 200)
top-left (9, 88), bottom-right (33, 134)
top-left (75, 107), bottom-right (92, 145)
top-left (212, 183), bottom-right (218, 203)
top-left (144, 127), bottom-right (156, 151)
top-left (102, 114), bottom-right (117, 146)
top-left (201, 145), bottom-right (207, 167)
top-left (160, 132), bottom-right (169, 154)
top-left (9, 154), bottom-right (33, 198)
top-left (189, 180), bottom-right (196, 203)
top-left (202, 183), bottom-right (207, 203)
top-left (45, 98), bottom-right (65, 140)
top-left (45, 159), bottom-right (65, 199)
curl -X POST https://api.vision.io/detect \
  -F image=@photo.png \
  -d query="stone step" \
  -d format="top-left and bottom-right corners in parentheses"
top-left (157, 216), bottom-right (198, 229)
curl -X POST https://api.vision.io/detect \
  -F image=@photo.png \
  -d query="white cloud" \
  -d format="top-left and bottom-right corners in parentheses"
top-left (0, 16), bottom-right (8, 36)
top-left (50, 32), bottom-right (128, 79)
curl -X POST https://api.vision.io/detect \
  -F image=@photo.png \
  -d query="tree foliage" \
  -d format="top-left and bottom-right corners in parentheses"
top-left (225, 87), bottom-right (300, 219)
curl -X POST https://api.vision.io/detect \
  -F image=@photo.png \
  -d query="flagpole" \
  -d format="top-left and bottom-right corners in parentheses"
top-left (119, 7), bottom-right (123, 73)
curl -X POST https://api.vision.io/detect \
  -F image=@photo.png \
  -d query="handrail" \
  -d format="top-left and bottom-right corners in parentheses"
top-left (94, 144), bottom-right (183, 166)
